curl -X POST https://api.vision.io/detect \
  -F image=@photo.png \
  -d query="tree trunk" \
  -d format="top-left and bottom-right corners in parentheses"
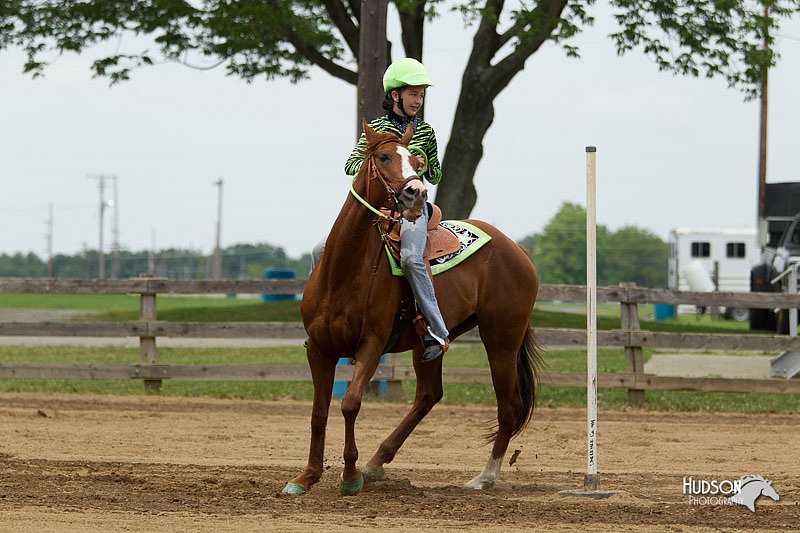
top-left (356, 0), bottom-right (388, 135)
top-left (435, 79), bottom-right (494, 220)
top-left (398, 3), bottom-right (424, 60)
top-left (433, 0), bottom-right (568, 219)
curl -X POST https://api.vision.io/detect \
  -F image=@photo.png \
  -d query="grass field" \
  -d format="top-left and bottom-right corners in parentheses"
top-left (1, 292), bottom-right (789, 412)
top-left (1, 293), bottom-right (755, 334)
top-left (0, 342), bottom-right (794, 413)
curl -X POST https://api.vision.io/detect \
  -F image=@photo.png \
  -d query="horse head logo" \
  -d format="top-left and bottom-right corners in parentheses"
top-left (729, 476), bottom-right (780, 513)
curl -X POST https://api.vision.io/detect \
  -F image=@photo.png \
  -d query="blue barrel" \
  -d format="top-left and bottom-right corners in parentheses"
top-left (332, 356), bottom-right (388, 399)
top-left (654, 304), bottom-right (675, 321)
top-left (261, 268), bottom-right (296, 303)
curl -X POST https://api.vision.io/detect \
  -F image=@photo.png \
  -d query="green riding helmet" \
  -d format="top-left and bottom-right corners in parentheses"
top-left (382, 58), bottom-right (434, 92)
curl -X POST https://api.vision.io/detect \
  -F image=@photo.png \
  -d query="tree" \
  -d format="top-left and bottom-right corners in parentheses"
top-left (0, 252), bottom-right (46, 277)
top-left (527, 201), bottom-right (610, 285)
top-left (0, 242), bottom-right (310, 279)
top-left (519, 201), bottom-right (668, 287)
top-left (1, 1), bottom-right (793, 217)
top-left (600, 225), bottom-right (668, 287)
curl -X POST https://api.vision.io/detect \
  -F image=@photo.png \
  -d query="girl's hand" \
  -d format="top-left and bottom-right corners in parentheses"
top-left (414, 156), bottom-right (426, 171)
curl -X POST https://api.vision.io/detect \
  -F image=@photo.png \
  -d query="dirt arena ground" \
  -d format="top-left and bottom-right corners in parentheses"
top-left (0, 393), bottom-right (797, 532)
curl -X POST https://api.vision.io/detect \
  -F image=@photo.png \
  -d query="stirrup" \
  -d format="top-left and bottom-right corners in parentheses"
top-left (421, 336), bottom-right (449, 363)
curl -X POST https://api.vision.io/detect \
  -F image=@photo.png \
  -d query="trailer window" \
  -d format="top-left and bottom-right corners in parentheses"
top-left (791, 225), bottom-right (800, 246)
top-left (691, 242), bottom-right (710, 257)
top-left (726, 242), bottom-right (746, 258)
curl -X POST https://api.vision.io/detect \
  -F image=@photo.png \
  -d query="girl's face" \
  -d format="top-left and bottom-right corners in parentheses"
top-left (393, 86), bottom-right (425, 117)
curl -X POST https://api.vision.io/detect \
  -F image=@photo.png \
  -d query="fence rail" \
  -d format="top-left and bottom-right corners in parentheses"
top-left (1, 277), bottom-right (798, 403)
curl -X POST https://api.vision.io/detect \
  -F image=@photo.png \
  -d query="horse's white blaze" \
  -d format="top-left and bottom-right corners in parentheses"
top-left (396, 145), bottom-right (418, 181)
top-left (464, 453), bottom-right (503, 490)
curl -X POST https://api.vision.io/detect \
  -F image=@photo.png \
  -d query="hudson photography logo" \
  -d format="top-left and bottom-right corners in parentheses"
top-left (683, 475), bottom-right (780, 512)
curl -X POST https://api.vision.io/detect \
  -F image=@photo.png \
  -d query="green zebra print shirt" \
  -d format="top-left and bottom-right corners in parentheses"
top-left (344, 112), bottom-right (442, 185)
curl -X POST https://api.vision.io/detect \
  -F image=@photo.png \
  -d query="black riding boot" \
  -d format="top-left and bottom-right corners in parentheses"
top-left (421, 333), bottom-right (448, 363)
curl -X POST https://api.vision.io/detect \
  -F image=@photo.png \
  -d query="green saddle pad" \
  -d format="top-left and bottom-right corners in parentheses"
top-left (385, 220), bottom-right (492, 277)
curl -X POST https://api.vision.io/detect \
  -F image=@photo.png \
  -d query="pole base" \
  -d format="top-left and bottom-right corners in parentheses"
top-left (558, 474), bottom-right (625, 499)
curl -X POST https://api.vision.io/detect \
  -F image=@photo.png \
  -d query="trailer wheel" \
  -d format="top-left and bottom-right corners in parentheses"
top-left (725, 307), bottom-right (750, 322)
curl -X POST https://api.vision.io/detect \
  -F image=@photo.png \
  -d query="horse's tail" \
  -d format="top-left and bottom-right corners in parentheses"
top-left (511, 326), bottom-right (545, 439)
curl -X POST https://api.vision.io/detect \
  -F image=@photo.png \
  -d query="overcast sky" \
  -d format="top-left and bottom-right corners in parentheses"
top-left (1, 4), bottom-right (799, 260)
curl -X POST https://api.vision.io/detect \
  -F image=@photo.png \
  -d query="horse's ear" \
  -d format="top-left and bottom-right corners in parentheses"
top-left (400, 123), bottom-right (413, 146)
top-left (363, 120), bottom-right (377, 142)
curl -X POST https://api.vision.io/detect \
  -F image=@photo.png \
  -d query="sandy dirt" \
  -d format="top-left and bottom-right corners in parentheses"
top-left (0, 393), bottom-right (797, 532)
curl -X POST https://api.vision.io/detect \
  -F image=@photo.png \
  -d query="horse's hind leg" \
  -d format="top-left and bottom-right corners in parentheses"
top-left (364, 346), bottom-right (443, 480)
top-left (465, 324), bottom-right (528, 490)
top-left (282, 347), bottom-right (337, 494)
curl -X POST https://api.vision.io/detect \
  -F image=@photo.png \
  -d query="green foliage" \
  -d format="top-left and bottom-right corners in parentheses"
top-left (0, 0), bottom-right (791, 97)
top-left (0, 253), bottom-right (45, 277)
top-left (520, 202), bottom-right (668, 287)
top-left (609, 0), bottom-right (791, 98)
top-left (523, 201), bottom-right (609, 285)
top-left (0, 242), bottom-right (309, 280)
top-left (603, 225), bottom-right (668, 287)
top-left (1, 0), bottom-right (353, 84)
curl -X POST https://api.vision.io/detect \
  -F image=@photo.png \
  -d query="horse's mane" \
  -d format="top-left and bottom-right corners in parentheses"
top-left (739, 475), bottom-right (767, 486)
top-left (363, 130), bottom-right (402, 157)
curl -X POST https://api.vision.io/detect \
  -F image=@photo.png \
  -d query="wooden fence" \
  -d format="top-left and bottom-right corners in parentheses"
top-left (1, 277), bottom-right (800, 403)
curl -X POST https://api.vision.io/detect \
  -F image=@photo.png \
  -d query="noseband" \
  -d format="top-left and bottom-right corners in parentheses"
top-left (350, 138), bottom-right (422, 223)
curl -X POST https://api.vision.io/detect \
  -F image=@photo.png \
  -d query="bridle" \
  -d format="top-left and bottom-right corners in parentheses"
top-left (349, 138), bottom-right (422, 224)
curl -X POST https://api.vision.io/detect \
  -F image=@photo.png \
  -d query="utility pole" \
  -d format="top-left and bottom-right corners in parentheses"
top-left (148, 227), bottom-right (156, 275)
top-left (89, 175), bottom-right (111, 279)
top-left (46, 203), bottom-right (54, 277)
top-left (356, 0), bottom-right (388, 138)
top-left (111, 176), bottom-right (121, 279)
top-left (212, 178), bottom-right (224, 279)
top-left (757, 2), bottom-right (769, 247)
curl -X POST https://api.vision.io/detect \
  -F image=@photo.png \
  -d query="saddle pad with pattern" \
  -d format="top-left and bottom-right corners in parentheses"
top-left (385, 220), bottom-right (492, 277)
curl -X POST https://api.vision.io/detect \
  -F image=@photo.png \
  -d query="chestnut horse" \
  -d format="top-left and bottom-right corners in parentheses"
top-left (283, 123), bottom-right (543, 496)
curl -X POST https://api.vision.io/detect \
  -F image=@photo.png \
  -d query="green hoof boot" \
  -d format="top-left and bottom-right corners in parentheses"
top-left (338, 474), bottom-right (365, 496)
top-left (362, 465), bottom-right (385, 482)
top-left (282, 482), bottom-right (307, 495)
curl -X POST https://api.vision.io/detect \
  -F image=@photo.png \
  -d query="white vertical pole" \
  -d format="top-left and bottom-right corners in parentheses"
top-left (585, 146), bottom-right (599, 490)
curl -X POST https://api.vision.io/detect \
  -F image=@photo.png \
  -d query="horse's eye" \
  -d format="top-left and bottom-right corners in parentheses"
top-left (379, 153), bottom-right (390, 163)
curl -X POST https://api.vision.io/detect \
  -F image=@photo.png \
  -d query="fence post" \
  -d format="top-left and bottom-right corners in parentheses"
top-left (139, 274), bottom-right (162, 394)
top-left (619, 282), bottom-right (645, 406)
top-left (384, 353), bottom-right (404, 401)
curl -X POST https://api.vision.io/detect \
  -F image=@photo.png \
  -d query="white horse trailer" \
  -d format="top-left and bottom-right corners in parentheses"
top-left (668, 228), bottom-right (760, 320)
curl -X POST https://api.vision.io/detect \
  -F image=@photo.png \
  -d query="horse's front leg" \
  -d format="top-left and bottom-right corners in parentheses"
top-left (339, 338), bottom-right (383, 496)
top-left (282, 345), bottom-right (337, 494)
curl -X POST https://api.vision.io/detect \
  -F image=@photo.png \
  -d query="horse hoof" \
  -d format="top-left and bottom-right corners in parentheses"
top-left (339, 473), bottom-right (365, 496)
top-left (282, 482), bottom-right (307, 495)
top-left (362, 465), bottom-right (385, 482)
top-left (464, 477), bottom-right (495, 490)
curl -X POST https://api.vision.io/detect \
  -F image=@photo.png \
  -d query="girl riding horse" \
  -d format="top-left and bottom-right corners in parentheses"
top-left (312, 58), bottom-right (449, 362)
